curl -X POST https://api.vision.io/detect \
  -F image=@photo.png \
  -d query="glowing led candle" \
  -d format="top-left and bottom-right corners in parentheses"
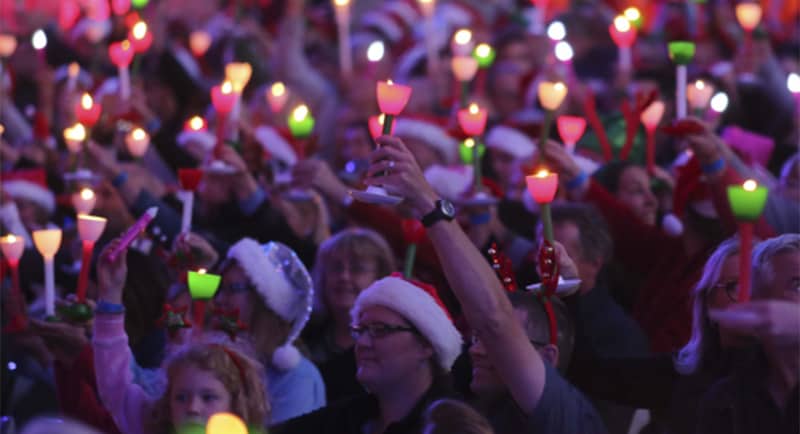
top-left (32, 29), bottom-right (47, 51)
top-left (451, 28), bottom-right (474, 57)
top-left (452, 56), bottom-right (479, 107)
top-left (185, 116), bottom-right (207, 132)
top-left (189, 31), bottom-right (211, 57)
top-left (609, 15), bottom-right (636, 72)
top-left (267, 82), bottom-right (290, 114)
top-left (727, 179), bottom-right (768, 302)
top-left (458, 103), bottom-right (488, 189)
top-left (787, 72), bottom-right (800, 113)
top-left (211, 81), bottom-right (237, 115)
top-left (473, 43), bottom-right (495, 69)
top-left (668, 41), bottom-right (695, 119)
top-left (547, 21), bottom-right (566, 41)
top-left (225, 63), bottom-right (252, 94)
top-left (287, 104), bottom-right (315, 139)
top-left (333, 0), bottom-right (353, 76)
top-left (75, 93), bottom-right (102, 127)
top-left (108, 40), bottom-right (134, 100)
top-left (64, 123), bottom-right (87, 153)
top-left (206, 413), bottom-right (248, 434)
top-left (735, 3), bottom-right (762, 34)
top-left (556, 115), bottom-right (586, 154)
top-left (0, 34), bottom-right (16, 58)
top-left (33, 229), bottom-right (63, 317)
top-left (526, 169), bottom-right (559, 243)
top-left (640, 101), bottom-right (665, 174)
top-left (72, 187), bottom-right (96, 215)
top-left (75, 215), bottom-right (107, 303)
top-left (376, 80), bottom-right (412, 134)
top-left (623, 7), bottom-right (643, 29)
top-left (537, 81), bottom-right (568, 151)
top-left (128, 21), bottom-right (153, 54)
top-left (687, 79), bottom-right (714, 116)
top-left (188, 268), bottom-right (221, 332)
top-left (125, 127), bottom-right (150, 158)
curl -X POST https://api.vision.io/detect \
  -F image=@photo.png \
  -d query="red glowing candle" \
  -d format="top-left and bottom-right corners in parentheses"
top-left (556, 115), bottom-right (586, 154)
top-left (267, 82), bottom-right (290, 114)
top-left (128, 21), bottom-right (153, 54)
top-left (457, 103), bottom-right (488, 137)
top-left (376, 80), bottom-right (412, 135)
top-left (640, 101), bottom-right (665, 174)
top-left (76, 214), bottom-right (107, 302)
top-left (189, 31), bottom-right (211, 58)
top-left (184, 116), bottom-right (207, 132)
top-left (75, 93), bottom-right (102, 127)
top-left (1, 234), bottom-right (27, 331)
top-left (609, 15), bottom-right (636, 72)
top-left (108, 40), bottom-right (134, 100)
top-left (211, 81), bottom-right (237, 115)
top-left (526, 169), bottom-right (559, 243)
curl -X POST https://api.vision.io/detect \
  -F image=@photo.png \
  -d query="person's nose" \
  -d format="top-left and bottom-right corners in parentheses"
top-left (186, 395), bottom-right (203, 416)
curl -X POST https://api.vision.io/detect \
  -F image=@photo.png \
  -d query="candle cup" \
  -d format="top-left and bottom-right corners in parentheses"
top-left (108, 41), bottom-right (134, 100)
top-left (640, 101), bottom-right (665, 174)
top-left (125, 127), bottom-right (150, 158)
top-left (609, 16), bottom-right (637, 72)
top-left (538, 82), bottom-right (567, 149)
top-left (75, 93), bottom-right (102, 128)
top-left (64, 123), bottom-right (87, 154)
top-left (727, 180), bottom-right (768, 302)
top-left (267, 82), bottom-right (290, 114)
top-left (526, 170), bottom-right (558, 243)
top-left (188, 269), bottom-right (221, 333)
top-left (376, 81), bottom-right (413, 116)
top-left (225, 63), bottom-right (252, 94)
top-left (206, 413), bottom-right (248, 434)
top-left (556, 116), bottom-right (587, 154)
top-left (33, 229), bottom-right (63, 318)
top-left (189, 31), bottom-right (212, 58)
top-left (473, 43), bottom-right (496, 69)
top-left (129, 21), bottom-right (153, 54)
top-left (668, 42), bottom-right (695, 120)
top-left (72, 187), bottom-right (96, 215)
top-left (457, 104), bottom-right (488, 137)
top-left (687, 80), bottom-right (714, 118)
top-left (69, 215), bottom-right (107, 319)
top-left (287, 104), bottom-right (316, 139)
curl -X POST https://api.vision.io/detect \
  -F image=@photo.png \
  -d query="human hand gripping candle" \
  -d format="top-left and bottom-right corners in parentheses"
top-left (108, 207), bottom-right (158, 262)
top-left (526, 169), bottom-right (559, 244)
top-left (668, 41), bottom-right (695, 119)
top-left (187, 268), bottom-right (221, 334)
top-left (537, 81), bottom-right (568, 153)
top-left (727, 179), bottom-right (768, 302)
top-left (33, 228), bottom-right (63, 318)
top-left (640, 101), bottom-right (665, 174)
top-left (1, 234), bottom-right (27, 331)
top-left (178, 169), bottom-right (203, 233)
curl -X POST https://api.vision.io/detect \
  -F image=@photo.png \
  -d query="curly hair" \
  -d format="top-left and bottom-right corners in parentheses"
top-left (147, 342), bottom-right (270, 433)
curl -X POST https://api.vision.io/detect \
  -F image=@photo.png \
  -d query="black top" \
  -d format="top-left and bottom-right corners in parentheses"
top-left (272, 374), bottom-right (456, 434)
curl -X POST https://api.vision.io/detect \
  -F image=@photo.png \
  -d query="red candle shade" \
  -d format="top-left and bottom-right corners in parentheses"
top-left (556, 115), bottom-right (586, 153)
top-left (184, 116), bottom-right (207, 132)
top-left (211, 81), bottom-right (237, 115)
top-left (189, 31), bottom-right (212, 57)
top-left (128, 21), bottom-right (153, 53)
top-left (1, 234), bottom-right (26, 331)
top-left (609, 16), bottom-right (637, 48)
top-left (457, 103), bottom-right (488, 137)
top-left (75, 93), bottom-right (102, 127)
top-left (369, 114), bottom-right (394, 139)
top-left (640, 101), bottom-right (665, 174)
top-left (267, 82), bottom-right (290, 114)
top-left (76, 215), bottom-right (107, 302)
top-left (178, 168), bottom-right (203, 191)
top-left (108, 40), bottom-right (134, 68)
top-left (376, 80), bottom-right (412, 116)
top-left (526, 169), bottom-right (559, 204)
top-left (111, 0), bottom-right (130, 15)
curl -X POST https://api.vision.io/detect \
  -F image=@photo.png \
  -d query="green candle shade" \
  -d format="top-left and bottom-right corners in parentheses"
top-left (459, 139), bottom-right (486, 164)
top-left (287, 105), bottom-right (316, 138)
top-left (187, 270), bottom-right (221, 300)
top-left (727, 181), bottom-right (768, 221)
top-left (473, 43), bottom-right (496, 69)
top-left (668, 41), bottom-right (696, 65)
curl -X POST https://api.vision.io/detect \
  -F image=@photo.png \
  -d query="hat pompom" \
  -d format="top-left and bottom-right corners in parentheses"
top-left (662, 213), bottom-right (684, 237)
top-left (271, 344), bottom-right (301, 371)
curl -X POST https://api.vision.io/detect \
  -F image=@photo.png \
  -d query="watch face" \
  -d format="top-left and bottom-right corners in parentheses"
top-left (440, 200), bottom-right (456, 218)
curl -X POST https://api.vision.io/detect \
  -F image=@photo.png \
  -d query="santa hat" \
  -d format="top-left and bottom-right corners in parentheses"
top-left (2, 169), bottom-right (55, 214)
top-left (393, 43), bottom-right (429, 81)
top-left (226, 239), bottom-right (314, 371)
top-left (394, 117), bottom-right (458, 164)
top-left (351, 275), bottom-right (462, 370)
top-left (663, 156), bottom-right (718, 237)
top-left (424, 164), bottom-right (473, 201)
top-left (176, 130), bottom-right (216, 153)
top-left (254, 126), bottom-right (297, 166)
top-left (485, 126), bottom-right (535, 160)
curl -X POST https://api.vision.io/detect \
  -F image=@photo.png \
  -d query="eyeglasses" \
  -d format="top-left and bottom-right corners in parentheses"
top-left (469, 333), bottom-right (548, 348)
top-left (218, 282), bottom-right (255, 294)
top-left (349, 323), bottom-right (419, 340)
top-left (710, 280), bottom-right (739, 302)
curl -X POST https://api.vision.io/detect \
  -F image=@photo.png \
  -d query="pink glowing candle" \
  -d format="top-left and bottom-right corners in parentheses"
top-left (457, 103), bottom-right (488, 137)
top-left (376, 80), bottom-right (412, 134)
top-left (609, 16), bottom-right (636, 72)
top-left (112, 0), bottom-right (131, 15)
top-left (75, 93), bottom-right (102, 128)
top-left (211, 81), bottom-right (236, 150)
top-left (189, 31), bottom-right (212, 58)
top-left (108, 207), bottom-right (157, 262)
top-left (525, 169), bottom-right (559, 243)
top-left (556, 115), bottom-right (586, 154)
top-left (267, 82), bottom-right (290, 114)
top-left (108, 40), bottom-right (134, 100)
top-left (72, 187), bottom-right (96, 215)
top-left (1, 234), bottom-right (27, 330)
top-left (736, 2), bottom-right (761, 45)
top-left (75, 215), bottom-right (107, 302)
top-left (640, 101), bottom-right (665, 174)
top-left (128, 21), bottom-right (153, 54)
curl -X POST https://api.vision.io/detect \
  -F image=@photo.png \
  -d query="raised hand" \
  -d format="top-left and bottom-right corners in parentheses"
top-left (172, 232), bottom-right (219, 270)
top-left (97, 238), bottom-right (128, 304)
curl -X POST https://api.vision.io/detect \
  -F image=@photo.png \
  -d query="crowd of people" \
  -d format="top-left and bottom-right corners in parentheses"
top-left (0, 0), bottom-right (798, 433)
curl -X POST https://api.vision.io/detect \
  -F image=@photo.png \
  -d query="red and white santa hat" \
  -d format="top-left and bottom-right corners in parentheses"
top-left (351, 275), bottom-right (462, 370)
top-left (424, 164), bottom-right (473, 201)
top-left (485, 125), bottom-right (536, 160)
top-left (394, 117), bottom-right (458, 164)
top-left (254, 126), bottom-right (297, 166)
top-left (1, 168), bottom-right (56, 215)
top-left (226, 239), bottom-right (314, 371)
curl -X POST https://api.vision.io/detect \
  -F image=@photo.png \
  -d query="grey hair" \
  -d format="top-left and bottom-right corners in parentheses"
top-left (675, 237), bottom-right (740, 375)
top-left (752, 233), bottom-right (800, 299)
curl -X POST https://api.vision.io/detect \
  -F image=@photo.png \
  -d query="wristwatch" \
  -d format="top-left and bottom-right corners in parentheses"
top-left (421, 199), bottom-right (456, 227)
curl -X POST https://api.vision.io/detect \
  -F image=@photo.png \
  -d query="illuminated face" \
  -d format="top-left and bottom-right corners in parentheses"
top-left (615, 166), bottom-right (657, 226)
top-left (170, 364), bottom-right (232, 427)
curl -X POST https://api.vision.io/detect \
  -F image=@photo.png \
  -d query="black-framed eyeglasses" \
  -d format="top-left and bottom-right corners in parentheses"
top-left (349, 323), bottom-right (419, 340)
top-left (218, 282), bottom-right (256, 294)
top-left (710, 280), bottom-right (739, 303)
top-left (469, 333), bottom-right (548, 348)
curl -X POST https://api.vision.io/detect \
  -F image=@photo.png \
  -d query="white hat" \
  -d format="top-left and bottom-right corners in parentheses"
top-left (351, 276), bottom-right (462, 370)
top-left (394, 118), bottom-right (458, 164)
top-left (424, 164), bottom-right (473, 201)
top-left (254, 126), bottom-right (297, 166)
top-left (226, 239), bottom-right (314, 370)
top-left (485, 126), bottom-right (536, 160)
top-left (176, 130), bottom-right (216, 153)
top-left (2, 180), bottom-right (55, 214)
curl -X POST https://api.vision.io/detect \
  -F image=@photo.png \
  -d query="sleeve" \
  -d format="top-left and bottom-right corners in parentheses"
top-left (92, 313), bottom-right (152, 434)
top-left (53, 345), bottom-right (122, 434)
top-left (268, 360), bottom-right (327, 425)
top-left (528, 364), bottom-right (608, 434)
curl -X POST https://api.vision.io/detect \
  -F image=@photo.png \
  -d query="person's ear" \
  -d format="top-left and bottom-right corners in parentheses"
top-left (538, 344), bottom-right (560, 368)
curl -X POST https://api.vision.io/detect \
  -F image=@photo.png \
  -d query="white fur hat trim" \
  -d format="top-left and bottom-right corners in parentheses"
top-left (485, 126), bottom-right (535, 160)
top-left (361, 11), bottom-right (404, 43)
top-left (3, 180), bottom-right (55, 214)
top-left (255, 126), bottom-right (297, 165)
top-left (176, 130), bottom-right (216, 152)
top-left (393, 118), bottom-right (458, 164)
top-left (351, 276), bottom-right (462, 370)
top-left (424, 164), bottom-right (473, 201)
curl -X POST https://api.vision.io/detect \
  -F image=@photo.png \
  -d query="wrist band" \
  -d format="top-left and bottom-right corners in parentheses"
top-left (469, 212), bottom-right (491, 226)
top-left (565, 171), bottom-right (588, 191)
top-left (111, 171), bottom-right (129, 188)
top-left (701, 157), bottom-right (725, 175)
top-left (96, 300), bottom-right (125, 314)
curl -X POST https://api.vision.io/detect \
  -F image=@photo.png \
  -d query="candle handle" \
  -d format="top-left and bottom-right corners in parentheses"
top-left (6, 261), bottom-right (27, 330)
top-left (646, 129), bottom-right (656, 175)
top-left (76, 241), bottom-right (94, 302)
top-left (403, 243), bottom-right (417, 279)
top-left (381, 114), bottom-right (394, 136)
top-left (738, 222), bottom-right (753, 303)
top-left (119, 66), bottom-right (130, 101)
top-left (539, 110), bottom-right (554, 155)
top-left (180, 191), bottom-right (194, 233)
top-left (424, 17), bottom-right (439, 79)
top-left (215, 114), bottom-right (227, 156)
top-left (619, 47), bottom-right (632, 72)
top-left (460, 81), bottom-right (469, 108)
top-left (472, 139), bottom-right (482, 190)
top-left (44, 257), bottom-right (55, 317)
top-left (336, 16), bottom-right (352, 77)
top-left (676, 65), bottom-right (687, 119)
top-left (193, 299), bottom-right (206, 334)
top-left (476, 69), bottom-right (487, 97)
top-left (541, 202), bottom-right (554, 244)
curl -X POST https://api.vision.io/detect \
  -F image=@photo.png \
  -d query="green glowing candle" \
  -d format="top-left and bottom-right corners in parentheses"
top-left (287, 104), bottom-right (315, 138)
top-left (472, 43), bottom-right (496, 69)
top-left (727, 179), bottom-right (768, 221)
top-left (668, 41), bottom-right (695, 65)
top-left (187, 269), bottom-right (221, 300)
